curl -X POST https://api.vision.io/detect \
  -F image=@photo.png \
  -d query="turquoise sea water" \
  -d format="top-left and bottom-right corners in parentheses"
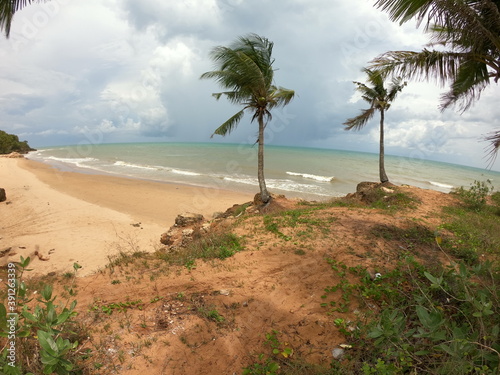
top-left (26, 142), bottom-right (500, 201)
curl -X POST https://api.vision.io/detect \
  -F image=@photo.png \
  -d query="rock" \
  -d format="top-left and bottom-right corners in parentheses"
top-left (0, 247), bottom-right (12, 257)
top-left (381, 187), bottom-right (394, 193)
top-left (201, 223), bottom-right (211, 233)
top-left (212, 212), bottom-right (225, 219)
top-left (175, 212), bottom-right (204, 227)
top-left (331, 348), bottom-right (345, 360)
top-left (0, 188), bottom-right (6, 202)
top-left (182, 228), bottom-right (194, 237)
top-left (160, 232), bottom-right (173, 246)
top-left (356, 181), bottom-right (379, 193)
top-left (7, 152), bottom-right (23, 158)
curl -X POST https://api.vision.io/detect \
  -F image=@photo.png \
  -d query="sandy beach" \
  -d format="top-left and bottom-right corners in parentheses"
top-left (0, 157), bottom-right (252, 276)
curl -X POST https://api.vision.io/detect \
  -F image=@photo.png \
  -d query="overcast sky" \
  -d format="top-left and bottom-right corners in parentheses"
top-left (1, 0), bottom-right (499, 171)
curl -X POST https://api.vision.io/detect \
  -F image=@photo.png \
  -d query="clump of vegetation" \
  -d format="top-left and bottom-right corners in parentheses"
top-left (243, 330), bottom-right (296, 375)
top-left (90, 299), bottom-right (144, 316)
top-left (320, 257), bottom-right (499, 375)
top-left (452, 180), bottom-right (494, 211)
top-left (157, 232), bottom-right (243, 269)
top-left (443, 180), bottom-right (500, 265)
top-left (263, 208), bottom-right (335, 242)
top-left (0, 258), bottom-right (85, 375)
top-left (0, 130), bottom-right (35, 154)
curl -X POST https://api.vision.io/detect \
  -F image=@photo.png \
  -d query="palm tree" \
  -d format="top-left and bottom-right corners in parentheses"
top-left (371, 0), bottom-right (500, 162)
top-left (0, 0), bottom-right (39, 37)
top-left (200, 33), bottom-right (295, 204)
top-left (344, 68), bottom-right (406, 183)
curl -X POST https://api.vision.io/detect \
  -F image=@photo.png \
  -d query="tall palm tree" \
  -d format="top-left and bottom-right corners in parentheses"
top-left (344, 68), bottom-right (406, 183)
top-left (372, 0), bottom-right (500, 162)
top-left (200, 33), bottom-right (295, 204)
top-left (0, 0), bottom-right (39, 37)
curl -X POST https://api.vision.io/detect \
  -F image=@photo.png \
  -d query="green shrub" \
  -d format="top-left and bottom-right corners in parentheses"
top-left (453, 180), bottom-right (493, 211)
top-left (0, 258), bottom-right (82, 374)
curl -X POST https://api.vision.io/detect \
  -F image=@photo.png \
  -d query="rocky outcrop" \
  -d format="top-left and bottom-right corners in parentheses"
top-left (160, 213), bottom-right (208, 248)
top-left (345, 181), bottom-right (397, 204)
top-left (174, 212), bottom-right (204, 227)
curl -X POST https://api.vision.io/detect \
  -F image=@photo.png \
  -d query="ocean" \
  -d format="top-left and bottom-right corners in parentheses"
top-left (26, 142), bottom-right (500, 201)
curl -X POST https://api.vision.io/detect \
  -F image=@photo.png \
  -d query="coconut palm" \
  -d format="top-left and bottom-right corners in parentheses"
top-left (372, 0), bottom-right (500, 162)
top-left (0, 0), bottom-right (40, 37)
top-left (344, 68), bottom-right (406, 183)
top-left (200, 33), bottom-right (295, 204)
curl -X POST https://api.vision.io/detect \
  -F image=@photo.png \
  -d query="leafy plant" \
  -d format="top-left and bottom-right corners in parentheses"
top-left (0, 258), bottom-right (82, 374)
top-left (242, 331), bottom-right (293, 375)
top-left (321, 255), bottom-right (500, 374)
top-left (452, 180), bottom-right (494, 211)
top-left (91, 299), bottom-right (144, 315)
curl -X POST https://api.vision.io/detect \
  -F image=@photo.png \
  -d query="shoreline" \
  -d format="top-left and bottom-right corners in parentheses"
top-left (18, 158), bottom-right (254, 225)
top-left (0, 157), bottom-right (252, 276)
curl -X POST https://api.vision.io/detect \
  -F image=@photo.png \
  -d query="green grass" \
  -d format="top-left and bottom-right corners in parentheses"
top-left (441, 205), bottom-right (500, 264)
top-left (263, 208), bottom-right (336, 241)
top-left (157, 232), bottom-right (243, 267)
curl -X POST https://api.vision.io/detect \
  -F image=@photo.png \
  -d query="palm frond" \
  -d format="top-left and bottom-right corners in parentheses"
top-left (268, 86), bottom-right (295, 109)
top-left (387, 76), bottom-right (407, 102)
top-left (232, 34), bottom-right (275, 87)
top-left (354, 81), bottom-right (380, 102)
top-left (374, 0), bottom-right (433, 25)
top-left (0, 0), bottom-right (39, 37)
top-left (440, 57), bottom-right (490, 110)
top-left (370, 49), bottom-right (466, 85)
top-left (211, 110), bottom-right (245, 137)
top-left (483, 130), bottom-right (500, 168)
top-left (344, 107), bottom-right (377, 131)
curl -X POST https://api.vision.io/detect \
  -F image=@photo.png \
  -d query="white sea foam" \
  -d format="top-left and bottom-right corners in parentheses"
top-left (45, 156), bottom-right (98, 168)
top-left (224, 176), bottom-right (257, 186)
top-left (171, 169), bottom-right (201, 176)
top-left (429, 181), bottom-right (454, 189)
top-left (224, 176), bottom-right (333, 196)
top-left (113, 161), bottom-right (157, 170)
top-left (286, 171), bottom-right (334, 182)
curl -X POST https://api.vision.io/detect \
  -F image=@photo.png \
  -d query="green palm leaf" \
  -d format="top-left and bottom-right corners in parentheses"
top-left (344, 107), bottom-right (377, 131)
top-left (211, 110), bottom-right (245, 137)
top-left (0, 0), bottom-right (40, 37)
top-left (374, 0), bottom-right (500, 159)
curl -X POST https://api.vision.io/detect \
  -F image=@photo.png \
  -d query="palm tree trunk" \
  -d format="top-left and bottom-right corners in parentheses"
top-left (258, 115), bottom-right (270, 203)
top-left (379, 109), bottom-right (389, 183)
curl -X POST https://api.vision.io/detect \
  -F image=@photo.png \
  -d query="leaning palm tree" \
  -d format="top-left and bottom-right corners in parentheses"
top-left (200, 33), bottom-right (295, 204)
top-left (0, 0), bottom-right (39, 37)
top-left (371, 0), bottom-right (500, 163)
top-left (344, 68), bottom-right (406, 183)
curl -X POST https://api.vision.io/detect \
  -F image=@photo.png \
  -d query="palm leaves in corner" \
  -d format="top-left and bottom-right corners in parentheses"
top-left (372, 0), bottom-right (500, 161)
